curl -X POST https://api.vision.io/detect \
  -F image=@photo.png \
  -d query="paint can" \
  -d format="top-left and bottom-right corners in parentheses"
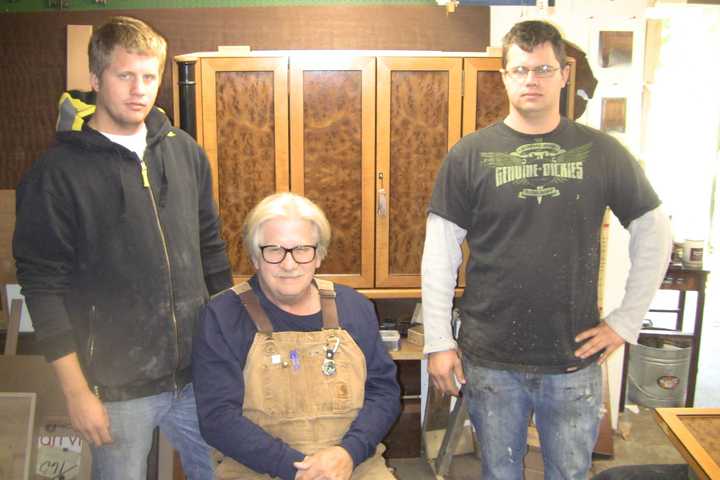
top-left (628, 338), bottom-right (691, 408)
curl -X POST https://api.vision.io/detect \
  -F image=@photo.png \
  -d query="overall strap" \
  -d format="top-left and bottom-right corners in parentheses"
top-left (315, 278), bottom-right (340, 330)
top-left (231, 282), bottom-right (274, 334)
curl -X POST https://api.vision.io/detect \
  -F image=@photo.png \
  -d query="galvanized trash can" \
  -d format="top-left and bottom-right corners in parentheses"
top-left (627, 337), bottom-right (691, 408)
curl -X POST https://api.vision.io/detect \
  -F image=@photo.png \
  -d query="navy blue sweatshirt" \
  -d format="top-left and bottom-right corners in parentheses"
top-left (193, 276), bottom-right (400, 480)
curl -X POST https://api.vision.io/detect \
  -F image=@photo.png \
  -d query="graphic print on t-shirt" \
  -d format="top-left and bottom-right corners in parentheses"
top-left (481, 141), bottom-right (591, 204)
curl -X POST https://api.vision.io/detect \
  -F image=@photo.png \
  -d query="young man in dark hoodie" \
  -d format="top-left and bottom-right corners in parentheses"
top-left (13, 16), bottom-right (232, 479)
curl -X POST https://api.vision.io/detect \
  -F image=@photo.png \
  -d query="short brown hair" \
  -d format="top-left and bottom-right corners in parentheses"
top-left (502, 20), bottom-right (566, 68)
top-left (88, 16), bottom-right (167, 77)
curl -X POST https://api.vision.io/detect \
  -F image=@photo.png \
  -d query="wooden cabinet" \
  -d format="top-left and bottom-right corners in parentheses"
top-left (375, 57), bottom-right (462, 289)
top-left (289, 56), bottom-right (376, 288)
top-left (174, 52), bottom-right (575, 296)
top-left (196, 57), bottom-right (289, 278)
top-left (186, 55), bottom-right (376, 288)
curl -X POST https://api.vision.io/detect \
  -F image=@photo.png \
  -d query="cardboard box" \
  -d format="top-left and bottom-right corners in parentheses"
top-left (0, 356), bottom-right (90, 480)
top-left (424, 423), bottom-right (476, 460)
top-left (406, 324), bottom-right (424, 347)
top-left (0, 392), bottom-right (35, 480)
top-left (524, 467), bottom-right (544, 480)
top-left (34, 417), bottom-right (90, 480)
top-left (524, 445), bottom-right (544, 470)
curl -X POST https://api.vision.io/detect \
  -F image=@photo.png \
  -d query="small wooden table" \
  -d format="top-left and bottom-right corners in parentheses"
top-left (654, 407), bottom-right (720, 480)
top-left (620, 267), bottom-right (709, 410)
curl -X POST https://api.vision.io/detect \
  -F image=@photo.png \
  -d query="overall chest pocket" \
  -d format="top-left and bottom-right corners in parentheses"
top-left (256, 343), bottom-right (357, 418)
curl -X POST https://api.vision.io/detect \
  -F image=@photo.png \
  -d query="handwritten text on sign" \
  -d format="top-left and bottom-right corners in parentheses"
top-left (36, 423), bottom-right (84, 480)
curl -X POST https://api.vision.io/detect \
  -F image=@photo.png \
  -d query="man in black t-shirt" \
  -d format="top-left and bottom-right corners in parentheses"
top-left (421, 20), bottom-right (671, 480)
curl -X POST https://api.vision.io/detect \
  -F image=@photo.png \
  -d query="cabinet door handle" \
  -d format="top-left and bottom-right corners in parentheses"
top-left (377, 172), bottom-right (387, 217)
top-left (377, 188), bottom-right (387, 217)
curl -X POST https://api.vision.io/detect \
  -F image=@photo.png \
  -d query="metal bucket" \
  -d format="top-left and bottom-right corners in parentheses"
top-left (627, 340), bottom-right (691, 408)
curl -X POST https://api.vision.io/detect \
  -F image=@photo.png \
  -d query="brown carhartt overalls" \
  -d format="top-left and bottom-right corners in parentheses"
top-left (214, 279), bottom-right (395, 479)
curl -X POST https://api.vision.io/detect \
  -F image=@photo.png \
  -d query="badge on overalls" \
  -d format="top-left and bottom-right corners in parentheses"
top-left (322, 336), bottom-right (340, 376)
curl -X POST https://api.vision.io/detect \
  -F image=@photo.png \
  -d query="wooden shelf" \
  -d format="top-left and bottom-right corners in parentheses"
top-left (358, 288), bottom-right (464, 299)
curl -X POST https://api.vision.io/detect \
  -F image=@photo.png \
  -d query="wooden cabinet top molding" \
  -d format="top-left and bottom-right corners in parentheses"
top-left (175, 49), bottom-right (504, 62)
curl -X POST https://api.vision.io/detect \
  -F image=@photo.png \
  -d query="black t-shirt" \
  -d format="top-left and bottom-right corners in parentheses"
top-left (429, 118), bottom-right (660, 373)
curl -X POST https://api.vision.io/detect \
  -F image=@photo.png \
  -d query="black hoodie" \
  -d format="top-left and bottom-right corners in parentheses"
top-left (13, 91), bottom-right (232, 401)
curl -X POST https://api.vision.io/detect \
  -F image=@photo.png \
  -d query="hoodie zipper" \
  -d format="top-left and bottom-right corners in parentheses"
top-left (139, 155), bottom-right (180, 394)
top-left (87, 305), bottom-right (100, 397)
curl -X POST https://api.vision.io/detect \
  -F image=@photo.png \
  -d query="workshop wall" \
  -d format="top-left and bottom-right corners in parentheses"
top-left (0, 5), bottom-right (490, 188)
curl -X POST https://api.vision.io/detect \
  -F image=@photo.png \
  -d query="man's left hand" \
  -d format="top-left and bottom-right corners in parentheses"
top-left (294, 446), bottom-right (353, 480)
top-left (574, 321), bottom-right (625, 364)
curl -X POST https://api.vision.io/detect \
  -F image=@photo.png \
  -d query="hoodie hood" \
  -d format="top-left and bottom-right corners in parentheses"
top-left (55, 90), bottom-right (176, 210)
top-left (55, 90), bottom-right (173, 150)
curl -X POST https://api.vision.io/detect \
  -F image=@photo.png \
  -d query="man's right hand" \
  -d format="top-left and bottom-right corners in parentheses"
top-left (68, 388), bottom-right (112, 446)
top-left (427, 350), bottom-right (465, 396)
top-left (51, 353), bottom-right (112, 446)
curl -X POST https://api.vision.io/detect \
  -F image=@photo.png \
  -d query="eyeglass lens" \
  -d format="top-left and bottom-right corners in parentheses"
top-left (260, 245), bottom-right (317, 264)
top-left (507, 64), bottom-right (559, 79)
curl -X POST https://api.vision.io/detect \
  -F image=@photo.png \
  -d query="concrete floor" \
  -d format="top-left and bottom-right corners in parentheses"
top-left (387, 406), bottom-right (688, 479)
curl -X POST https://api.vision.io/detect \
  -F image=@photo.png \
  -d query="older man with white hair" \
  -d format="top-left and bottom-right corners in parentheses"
top-left (193, 192), bottom-right (400, 480)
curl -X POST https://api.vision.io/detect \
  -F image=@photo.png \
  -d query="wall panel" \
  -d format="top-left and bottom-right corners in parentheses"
top-left (0, 6), bottom-right (489, 188)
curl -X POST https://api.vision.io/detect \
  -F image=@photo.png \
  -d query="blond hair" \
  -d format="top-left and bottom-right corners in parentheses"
top-left (89, 16), bottom-right (167, 77)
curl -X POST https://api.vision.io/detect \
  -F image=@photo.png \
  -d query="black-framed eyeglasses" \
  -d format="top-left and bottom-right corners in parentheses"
top-left (502, 64), bottom-right (561, 81)
top-left (259, 244), bottom-right (318, 264)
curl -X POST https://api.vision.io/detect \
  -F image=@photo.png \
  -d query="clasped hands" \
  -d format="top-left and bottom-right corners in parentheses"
top-left (294, 445), bottom-right (353, 480)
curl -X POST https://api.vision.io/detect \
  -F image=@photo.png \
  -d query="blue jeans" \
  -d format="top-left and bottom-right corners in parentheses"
top-left (90, 383), bottom-right (213, 480)
top-left (463, 361), bottom-right (602, 480)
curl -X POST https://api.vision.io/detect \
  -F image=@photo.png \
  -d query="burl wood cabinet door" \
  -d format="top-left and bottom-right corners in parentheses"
top-left (289, 56), bottom-right (375, 289)
top-left (376, 57), bottom-right (462, 288)
top-left (199, 57), bottom-right (289, 281)
top-left (462, 57), bottom-right (509, 135)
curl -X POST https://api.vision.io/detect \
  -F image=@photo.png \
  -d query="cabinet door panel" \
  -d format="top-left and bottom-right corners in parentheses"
top-left (463, 57), bottom-right (508, 135)
top-left (200, 57), bottom-right (289, 280)
top-left (290, 57), bottom-right (375, 288)
top-left (376, 57), bottom-right (462, 288)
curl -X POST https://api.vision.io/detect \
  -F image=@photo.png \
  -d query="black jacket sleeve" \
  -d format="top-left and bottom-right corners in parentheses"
top-left (13, 158), bottom-right (79, 361)
top-left (194, 143), bottom-right (232, 289)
